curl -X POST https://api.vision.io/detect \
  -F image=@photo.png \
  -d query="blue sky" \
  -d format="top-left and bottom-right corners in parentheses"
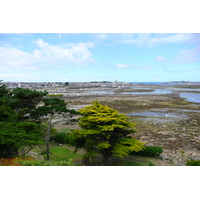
top-left (0, 33), bottom-right (200, 82)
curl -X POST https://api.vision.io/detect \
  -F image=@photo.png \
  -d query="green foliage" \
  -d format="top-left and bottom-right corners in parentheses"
top-left (186, 160), bottom-right (200, 166)
top-left (5, 88), bottom-right (48, 115)
top-left (32, 98), bottom-right (67, 118)
top-left (0, 122), bottom-right (44, 147)
top-left (129, 146), bottom-right (163, 158)
top-left (32, 98), bottom-right (77, 161)
top-left (0, 81), bottom-right (9, 97)
top-left (32, 97), bottom-right (77, 120)
top-left (0, 122), bottom-right (44, 158)
top-left (0, 85), bottom-right (47, 158)
top-left (112, 137), bottom-right (145, 158)
top-left (19, 158), bottom-right (76, 166)
top-left (69, 100), bottom-right (145, 163)
top-left (0, 104), bottom-right (18, 122)
top-left (47, 94), bottom-right (63, 97)
top-left (53, 128), bottom-right (74, 144)
top-left (148, 160), bottom-right (156, 166)
top-left (46, 146), bottom-right (82, 163)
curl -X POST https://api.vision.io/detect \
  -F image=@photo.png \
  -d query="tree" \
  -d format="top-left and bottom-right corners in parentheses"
top-left (4, 88), bottom-right (48, 119)
top-left (0, 81), bottom-right (9, 97)
top-left (0, 86), bottom-right (47, 158)
top-left (32, 98), bottom-right (78, 160)
top-left (69, 100), bottom-right (145, 164)
top-left (0, 121), bottom-right (44, 158)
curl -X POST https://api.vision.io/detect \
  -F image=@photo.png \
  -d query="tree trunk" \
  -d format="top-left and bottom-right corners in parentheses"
top-left (102, 149), bottom-right (113, 162)
top-left (46, 120), bottom-right (51, 161)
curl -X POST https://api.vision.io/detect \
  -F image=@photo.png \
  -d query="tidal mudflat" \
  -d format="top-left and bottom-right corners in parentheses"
top-left (51, 82), bottom-right (200, 165)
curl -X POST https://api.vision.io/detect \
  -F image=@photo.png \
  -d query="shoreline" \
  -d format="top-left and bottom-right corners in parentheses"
top-left (54, 91), bottom-right (200, 166)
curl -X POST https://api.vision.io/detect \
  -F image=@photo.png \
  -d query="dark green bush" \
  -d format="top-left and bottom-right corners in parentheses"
top-left (52, 128), bottom-right (74, 144)
top-left (148, 160), bottom-right (156, 166)
top-left (47, 94), bottom-right (63, 97)
top-left (186, 160), bottom-right (200, 166)
top-left (130, 146), bottom-right (163, 158)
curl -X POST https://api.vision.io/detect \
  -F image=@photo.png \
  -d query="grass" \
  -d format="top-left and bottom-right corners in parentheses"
top-left (47, 94), bottom-right (64, 97)
top-left (50, 145), bottom-right (83, 164)
top-left (30, 144), bottom-right (83, 164)
top-left (18, 144), bottom-right (171, 166)
top-left (50, 146), bottom-right (78, 160)
top-left (109, 159), bottom-right (143, 166)
top-left (49, 144), bottom-right (167, 166)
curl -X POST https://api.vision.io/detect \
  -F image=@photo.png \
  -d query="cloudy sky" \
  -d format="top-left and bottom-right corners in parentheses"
top-left (0, 33), bottom-right (200, 82)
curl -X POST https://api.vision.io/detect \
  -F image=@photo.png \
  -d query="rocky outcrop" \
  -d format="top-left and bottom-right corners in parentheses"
top-left (134, 120), bottom-right (200, 166)
top-left (160, 150), bottom-right (200, 166)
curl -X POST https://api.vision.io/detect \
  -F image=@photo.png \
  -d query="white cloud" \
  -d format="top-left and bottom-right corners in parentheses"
top-left (116, 63), bottom-right (151, 70)
top-left (156, 55), bottom-right (165, 62)
top-left (0, 39), bottom-right (96, 82)
top-left (171, 45), bottom-right (200, 64)
top-left (0, 39), bottom-right (95, 76)
top-left (116, 33), bottom-right (193, 47)
top-left (94, 33), bottom-right (108, 41)
top-left (35, 38), bottom-right (48, 48)
top-left (116, 64), bottom-right (130, 69)
top-left (0, 47), bottom-right (36, 70)
top-left (33, 39), bottom-right (95, 67)
top-left (0, 73), bottom-right (39, 82)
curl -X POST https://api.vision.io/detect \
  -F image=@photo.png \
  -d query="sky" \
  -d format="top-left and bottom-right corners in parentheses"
top-left (1, 1), bottom-right (200, 198)
top-left (0, 33), bottom-right (200, 82)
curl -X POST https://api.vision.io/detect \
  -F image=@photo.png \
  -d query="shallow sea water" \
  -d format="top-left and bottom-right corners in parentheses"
top-left (126, 108), bottom-right (192, 123)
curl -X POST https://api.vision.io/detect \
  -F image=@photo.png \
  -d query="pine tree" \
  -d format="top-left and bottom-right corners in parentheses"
top-left (70, 100), bottom-right (145, 164)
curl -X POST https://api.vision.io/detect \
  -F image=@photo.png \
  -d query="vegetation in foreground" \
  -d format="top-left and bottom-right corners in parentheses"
top-left (69, 100), bottom-right (145, 165)
top-left (2, 81), bottom-right (199, 166)
top-left (0, 143), bottom-right (166, 166)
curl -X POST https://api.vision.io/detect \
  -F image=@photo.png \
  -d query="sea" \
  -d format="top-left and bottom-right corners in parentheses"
top-left (129, 82), bottom-right (200, 103)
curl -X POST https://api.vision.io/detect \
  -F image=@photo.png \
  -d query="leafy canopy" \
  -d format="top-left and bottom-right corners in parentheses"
top-left (70, 100), bottom-right (145, 163)
top-left (0, 86), bottom-right (47, 158)
top-left (0, 81), bottom-right (9, 97)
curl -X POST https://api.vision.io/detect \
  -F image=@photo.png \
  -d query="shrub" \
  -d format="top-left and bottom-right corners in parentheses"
top-left (130, 146), bottom-right (163, 158)
top-left (148, 160), bottom-right (156, 166)
top-left (0, 156), bottom-right (35, 166)
top-left (186, 160), bottom-right (200, 166)
top-left (47, 94), bottom-right (63, 97)
top-left (52, 128), bottom-right (74, 144)
top-left (19, 158), bottom-right (76, 166)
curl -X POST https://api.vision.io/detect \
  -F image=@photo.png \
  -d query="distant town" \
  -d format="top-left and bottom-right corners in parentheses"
top-left (3, 80), bottom-right (131, 89)
top-left (2, 81), bottom-right (200, 90)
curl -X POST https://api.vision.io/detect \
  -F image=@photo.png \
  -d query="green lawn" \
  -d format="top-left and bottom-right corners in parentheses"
top-left (30, 144), bottom-right (168, 166)
top-left (50, 145), bottom-right (83, 164)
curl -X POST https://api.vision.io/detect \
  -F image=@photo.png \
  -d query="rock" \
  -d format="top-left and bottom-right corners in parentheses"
top-left (160, 153), bottom-right (169, 160)
top-left (159, 131), bottom-right (173, 135)
top-left (140, 136), bottom-right (149, 140)
top-left (167, 138), bottom-right (177, 141)
top-left (177, 157), bottom-right (183, 163)
top-left (172, 158), bottom-right (179, 165)
top-left (189, 156), bottom-right (200, 161)
top-left (182, 127), bottom-right (187, 131)
top-left (181, 133), bottom-right (188, 137)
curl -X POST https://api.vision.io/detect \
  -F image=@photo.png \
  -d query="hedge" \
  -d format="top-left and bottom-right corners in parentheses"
top-left (47, 94), bottom-right (63, 97)
top-left (130, 146), bottom-right (163, 158)
top-left (186, 160), bottom-right (200, 166)
top-left (52, 128), bottom-right (74, 144)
